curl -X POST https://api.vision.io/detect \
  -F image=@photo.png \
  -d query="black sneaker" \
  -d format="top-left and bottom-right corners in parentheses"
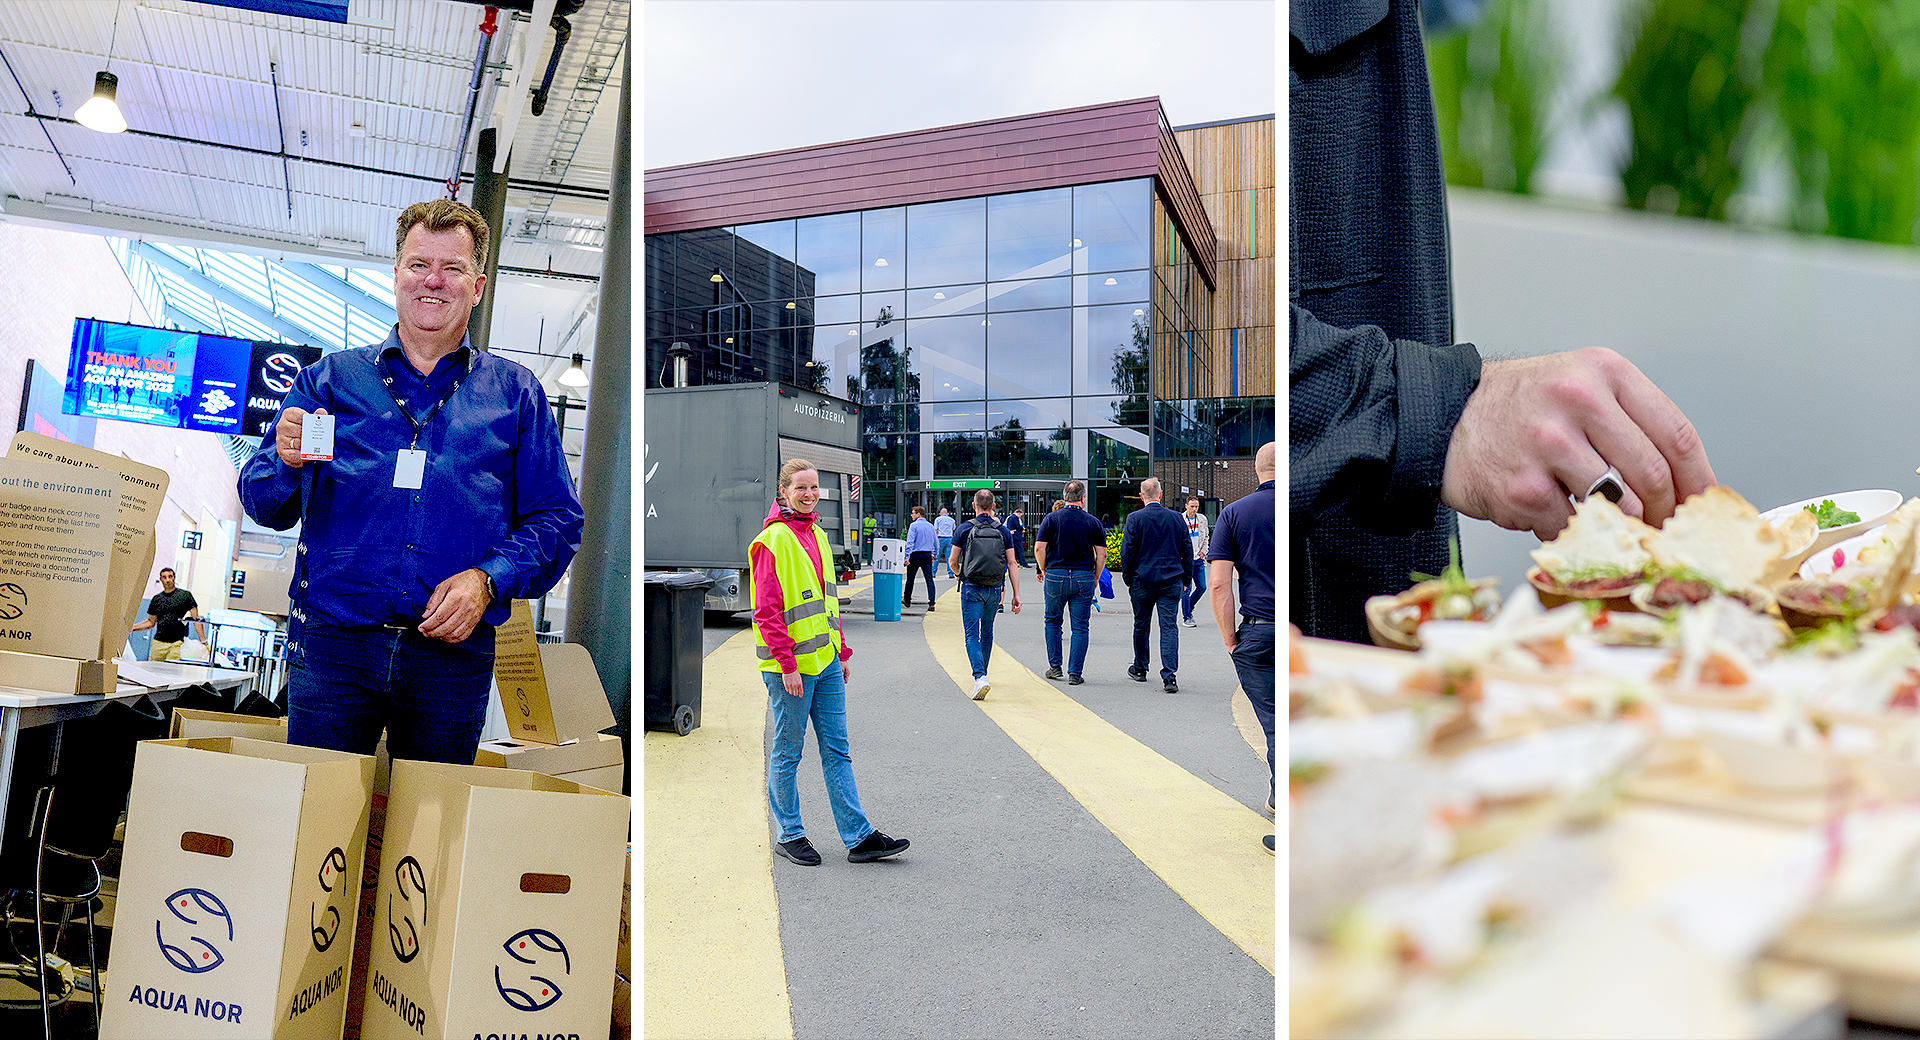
top-left (1262, 834), bottom-right (1275, 856)
top-left (1163, 679), bottom-right (1179, 694)
top-left (1067, 674), bottom-right (1085, 685)
top-left (848, 830), bottom-right (910, 863)
top-left (1045, 666), bottom-right (1064, 680)
top-left (1127, 667), bottom-right (1148, 682)
top-left (775, 836), bottom-right (821, 867)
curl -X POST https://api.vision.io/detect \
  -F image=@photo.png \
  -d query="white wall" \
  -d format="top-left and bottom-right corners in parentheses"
top-left (1448, 187), bottom-right (1920, 591)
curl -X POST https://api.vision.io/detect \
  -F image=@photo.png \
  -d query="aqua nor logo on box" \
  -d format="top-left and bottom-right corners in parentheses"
top-left (387, 855), bottom-right (427, 963)
top-left (494, 928), bottom-right (569, 1012)
top-left (158, 887), bottom-right (231, 973)
top-left (311, 846), bottom-right (347, 952)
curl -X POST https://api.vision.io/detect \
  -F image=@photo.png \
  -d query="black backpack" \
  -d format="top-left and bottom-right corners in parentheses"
top-left (959, 514), bottom-right (1008, 585)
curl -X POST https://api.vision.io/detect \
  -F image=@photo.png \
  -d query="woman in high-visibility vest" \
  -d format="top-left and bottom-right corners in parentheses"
top-left (751, 458), bottom-right (910, 867)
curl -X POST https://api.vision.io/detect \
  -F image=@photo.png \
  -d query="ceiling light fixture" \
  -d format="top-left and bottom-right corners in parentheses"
top-left (709, 272), bottom-right (724, 282)
top-left (933, 292), bottom-right (945, 299)
top-left (558, 353), bottom-right (589, 388)
top-left (77, 1), bottom-right (129, 135)
top-left (874, 258), bottom-right (888, 266)
top-left (1104, 277), bottom-right (1117, 285)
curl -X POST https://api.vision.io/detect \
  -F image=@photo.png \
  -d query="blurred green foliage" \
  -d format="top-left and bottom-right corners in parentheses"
top-left (1107, 526), bottom-right (1123, 571)
top-left (1428, 0), bottom-right (1920, 245)
top-left (1428, 0), bottom-right (1562, 193)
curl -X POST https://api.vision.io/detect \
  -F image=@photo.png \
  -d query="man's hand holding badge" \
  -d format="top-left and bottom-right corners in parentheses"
top-left (276, 406), bottom-right (330, 468)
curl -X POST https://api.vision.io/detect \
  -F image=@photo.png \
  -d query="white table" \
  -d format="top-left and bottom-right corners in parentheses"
top-left (0, 661), bottom-right (254, 839)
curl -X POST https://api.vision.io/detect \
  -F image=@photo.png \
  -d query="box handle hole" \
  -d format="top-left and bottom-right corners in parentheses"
top-left (520, 872), bottom-right (570, 894)
top-left (181, 832), bottom-right (234, 858)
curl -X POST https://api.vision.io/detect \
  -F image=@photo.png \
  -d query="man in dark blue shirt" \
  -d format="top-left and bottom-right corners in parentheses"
top-left (1032, 480), bottom-right (1105, 685)
top-left (239, 199), bottom-right (583, 764)
top-left (1210, 442), bottom-right (1275, 854)
top-left (1120, 477), bottom-right (1191, 693)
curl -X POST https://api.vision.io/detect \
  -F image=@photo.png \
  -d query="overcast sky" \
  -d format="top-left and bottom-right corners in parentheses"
top-left (642, 0), bottom-right (1278, 170)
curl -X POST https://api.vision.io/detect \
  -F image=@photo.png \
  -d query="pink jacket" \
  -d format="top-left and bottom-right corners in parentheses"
top-left (750, 500), bottom-right (852, 675)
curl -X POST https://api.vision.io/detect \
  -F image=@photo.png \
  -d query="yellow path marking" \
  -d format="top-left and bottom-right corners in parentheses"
top-left (924, 598), bottom-right (1275, 972)
top-left (642, 627), bottom-right (792, 1040)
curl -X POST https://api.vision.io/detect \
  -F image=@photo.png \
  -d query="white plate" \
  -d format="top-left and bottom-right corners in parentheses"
top-left (1762, 489), bottom-right (1904, 557)
top-left (1799, 528), bottom-right (1885, 579)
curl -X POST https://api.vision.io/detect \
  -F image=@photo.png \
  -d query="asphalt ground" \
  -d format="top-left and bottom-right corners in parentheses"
top-left (647, 566), bottom-right (1276, 1039)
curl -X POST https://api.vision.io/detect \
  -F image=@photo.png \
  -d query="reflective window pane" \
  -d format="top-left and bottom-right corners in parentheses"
top-left (987, 276), bottom-right (1071, 312)
top-left (732, 220), bottom-right (799, 303)
top-left (933, 432), bottom-right (985, 477)
top-left (1089, 429), bottom-right (1149, 481)
top-left (1075, 179), bottom-right (1152, 274)
top-left (812, 294), bottom-right (859, 327)
top-left (1078, 303), bottom-right (1150, 396)
top-left (988, 424), bottom-right (1072, 476)
top-left (864, 291), bottom-right (906, 327)
top-left (1078, 270), bottom-right (1150, 306)
top-left (797, 212), bottom-right (861, 297)
top-left (907, 197), bottom-right (985, 287)
top-left (907, 284), bottom-right (985, 317)
top-left (985, 397), bottom-right (1070, 435)
top-left (863, 208), bottom-right (905, 292)
top-left (920, 400), bottom-right (986, 433)
top-left (986, 308), bottom-right (1070, 398)
top-left (988, 188), bottom-right (1072, 281)
top-left (908, 316), bottom-right (986, 401)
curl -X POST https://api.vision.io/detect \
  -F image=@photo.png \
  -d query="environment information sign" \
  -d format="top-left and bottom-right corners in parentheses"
top-left (0, 455), bottom-right (117, 660)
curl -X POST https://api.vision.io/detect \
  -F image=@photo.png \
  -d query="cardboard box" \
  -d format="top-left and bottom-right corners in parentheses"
top-left (9, 431), bottom-right (170, 660)
top-left (169, 708), bottom-right (289, 742)
top-left (474, 731), bottom-right (623, 781)
top-left (360, 760), bottom-right (627, 1040)
top-left (492, 602), bottom-right (616, 746)
top-left (0, 648), bottom-right (115, 694)
top-left (102, 737), bottom-right (375, 1039)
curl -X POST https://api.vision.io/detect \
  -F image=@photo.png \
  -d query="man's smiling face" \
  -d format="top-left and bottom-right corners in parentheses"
top-left (394, 225), bottom-right (485, 340)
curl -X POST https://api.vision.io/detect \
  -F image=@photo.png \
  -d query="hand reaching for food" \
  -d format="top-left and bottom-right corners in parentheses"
top-left (1441, 347), bottom-right (1717, 540)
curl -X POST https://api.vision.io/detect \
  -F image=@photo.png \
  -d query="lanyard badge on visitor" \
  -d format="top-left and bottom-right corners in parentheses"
top-left (378, 351), bottom-right (469, 490)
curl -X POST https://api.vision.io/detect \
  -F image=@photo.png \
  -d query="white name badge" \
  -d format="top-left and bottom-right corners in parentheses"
top-left (299, 413), bottom-right (335, 461)
top-left (393, 449), bottom-right (427, 489)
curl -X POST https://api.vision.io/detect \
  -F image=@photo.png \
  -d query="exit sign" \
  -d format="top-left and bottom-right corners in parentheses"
top-left (936, 479), bottom-right (1001, 490)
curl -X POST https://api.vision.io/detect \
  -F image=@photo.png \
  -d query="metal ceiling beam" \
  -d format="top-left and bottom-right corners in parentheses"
top-left (276, 261), bottom-right (398, 327)
top-left (129, 240), bottom-right (319, 346)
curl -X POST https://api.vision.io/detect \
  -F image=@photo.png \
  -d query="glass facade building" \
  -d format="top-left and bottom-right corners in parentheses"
top-left (645, 100), bottom-right (1274, 531)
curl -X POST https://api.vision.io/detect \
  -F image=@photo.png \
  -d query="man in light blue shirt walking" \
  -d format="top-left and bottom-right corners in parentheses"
top-left (934, 507), bottom-right (958, 577)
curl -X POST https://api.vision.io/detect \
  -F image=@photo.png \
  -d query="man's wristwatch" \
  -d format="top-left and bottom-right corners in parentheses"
top-left (479, 571), bottom-right (497, 603)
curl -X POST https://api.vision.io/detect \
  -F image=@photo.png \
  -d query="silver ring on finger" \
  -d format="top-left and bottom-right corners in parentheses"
top-left (1579, 465), bottom-right (1625, 504)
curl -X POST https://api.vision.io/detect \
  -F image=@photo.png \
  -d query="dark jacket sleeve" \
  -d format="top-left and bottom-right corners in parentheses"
top-left (1289, 302), bottom-right (1481, 535)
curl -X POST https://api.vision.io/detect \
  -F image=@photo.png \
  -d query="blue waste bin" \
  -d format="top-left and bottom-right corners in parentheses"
top-left (871, 538), bottom-right (905, 622)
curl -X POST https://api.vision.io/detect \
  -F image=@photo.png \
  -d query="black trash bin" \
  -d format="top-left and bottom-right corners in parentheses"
top-left (643, 571), bottom-right (713, 736)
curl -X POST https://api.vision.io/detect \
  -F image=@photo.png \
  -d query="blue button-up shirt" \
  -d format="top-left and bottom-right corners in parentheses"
top-left (238, 329), bottom-right (584, 645)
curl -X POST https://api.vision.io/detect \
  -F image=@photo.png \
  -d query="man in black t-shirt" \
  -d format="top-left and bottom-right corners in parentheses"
top-left (1032, 480), bottom-right (1107, 684)
top-left (131, 567), bottom-right (204, 661)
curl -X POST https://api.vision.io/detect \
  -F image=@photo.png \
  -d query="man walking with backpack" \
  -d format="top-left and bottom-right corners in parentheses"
top-left (948, 489), bottom-right (1022, 700)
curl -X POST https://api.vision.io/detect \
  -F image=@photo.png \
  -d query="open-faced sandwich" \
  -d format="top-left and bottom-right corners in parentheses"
top-left (1631, 486), bottom-right (1787, 616)
top-left (1364, 543), bottom-right (1501, 651)
top-left (1526, 496), bottom-right (1655, 608)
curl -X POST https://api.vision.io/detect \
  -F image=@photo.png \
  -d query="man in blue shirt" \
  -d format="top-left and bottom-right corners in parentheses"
top-left (933, 507), bottom-right (958, 578)
top-left (1121, 477), bottom-right (1192, 693)
top-left (239, 200), bottom-right (583, 764)
top-left (1210, 442), bottom-right (1275, 854)
top-left (902, 505), bottom-right (939, 611)
top-left (1032, 480), bottom-right (1106, 684)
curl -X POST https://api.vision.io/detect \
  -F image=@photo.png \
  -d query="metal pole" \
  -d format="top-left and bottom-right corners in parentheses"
top-left (565, 46), bottom-right (630, 787)
top-left (469, 126), bottom-right (510, 352)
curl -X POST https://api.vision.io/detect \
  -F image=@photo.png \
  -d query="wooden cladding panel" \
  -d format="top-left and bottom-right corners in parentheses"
top-left (1174, 118), bottom-right (1275, 197)
top-left (646, 99), bottom-right (1167, 235)
top-left (1199, 187), bottom-right (1277, 266)
top-left (1213, 256), bottom-right (1276, 332)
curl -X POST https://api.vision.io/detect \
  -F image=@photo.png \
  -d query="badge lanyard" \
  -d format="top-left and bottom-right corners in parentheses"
top-left (378, 350), bottom-right (471, 489)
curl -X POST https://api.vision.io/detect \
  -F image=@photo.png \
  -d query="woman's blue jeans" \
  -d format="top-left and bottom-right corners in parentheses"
top-left (763, 657), bottom-right (873, 849)
top-left (1042, 567), bottom-right (1096, 675)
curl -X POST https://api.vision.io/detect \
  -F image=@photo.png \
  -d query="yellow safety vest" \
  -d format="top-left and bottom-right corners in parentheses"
top-left (750, 522), bottom-right (843, 675)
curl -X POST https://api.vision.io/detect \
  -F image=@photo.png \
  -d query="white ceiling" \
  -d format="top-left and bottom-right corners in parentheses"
top-left (0, 0), bottom-right (624, 394)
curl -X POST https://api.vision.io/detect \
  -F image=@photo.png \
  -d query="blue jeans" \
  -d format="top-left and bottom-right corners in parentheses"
top-left (763, 658), bottom-right (873, 849)
top-left (1042, 567), bottom-right (1095, 675)
top-left (1181, 558), bottom-right (1208, 620)
top-left (287, 622), bottom-right (495, 764)
top-left (1130, 578), bottom-right (1182, 684)
top-left (959, 582), bottom-right (1002, 678)
top-left (1230, 621), bottom-right (1276, 804)
top-left (937, 536), bottom-right (953, 576)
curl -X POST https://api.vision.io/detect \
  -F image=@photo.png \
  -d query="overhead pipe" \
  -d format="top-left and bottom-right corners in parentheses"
top-left (0, 46), bottom-right (74, 185)
top-left (528, 14), bottom-right (571, 117)
top-left (269, 60), bottom-right (292, 219)
top-left (444, 6), bottom-right (501, 200)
